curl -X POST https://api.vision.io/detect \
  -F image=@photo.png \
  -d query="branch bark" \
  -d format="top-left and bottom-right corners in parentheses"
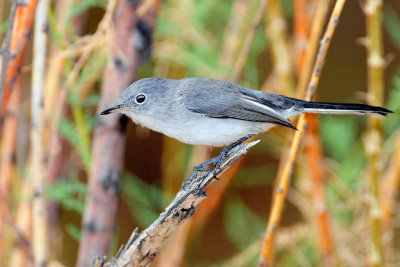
top-left (30, 0), bottom-right (50, 266)
top-left (364, 0), bottom-right (384, 266)
top-left (97, 140), bottom-right (259, 267)
top-left (76, 1), bottom-right (162, 266)
top-left (265, 0), bottom-right (295, 96)
top-left (0, 0), bottom-right (18, 120)
top-left (294, 0), bottom-right (336, 264)
top-left (0, 74), bottom-right (22, 266)
top-left (0, 0), bottom-right (39, 119)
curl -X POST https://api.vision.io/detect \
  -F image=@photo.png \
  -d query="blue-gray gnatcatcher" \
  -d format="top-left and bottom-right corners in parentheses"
top-left (101, 77), bottom-right (391, 147)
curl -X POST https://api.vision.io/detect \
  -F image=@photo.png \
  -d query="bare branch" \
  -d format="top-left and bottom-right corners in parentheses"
top-left (0, 0), bottom-right (18, 121)
top-left (100, 140), bottom-right (259, 267)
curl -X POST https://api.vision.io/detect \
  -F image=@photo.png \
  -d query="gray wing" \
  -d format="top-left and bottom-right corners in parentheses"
top-left (182, 79), bottom-right (297, 129)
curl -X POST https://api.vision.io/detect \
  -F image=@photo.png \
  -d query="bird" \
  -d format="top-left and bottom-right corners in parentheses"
top-left (100, 77), bottom-right (392, 147)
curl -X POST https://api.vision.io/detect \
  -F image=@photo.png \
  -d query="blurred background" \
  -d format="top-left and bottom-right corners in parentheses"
top-left (0, 0), bottom-right (400, 266)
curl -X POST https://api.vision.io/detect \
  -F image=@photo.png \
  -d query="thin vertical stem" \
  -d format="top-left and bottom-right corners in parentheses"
top-left (0, 0), bottom-right (18, 119)
top-left (0, 0), bottom-right (39, 117)
top-left (306, 113), bottom-right (335, 264)
top-left (221, 0), bottom-right (251, 69)
top-left (381, 134), bottom-right (400, 231)
top-left (294, 0), bottom-right (310, 72)
top-left (295, 0), bottom-right (336, 264)
top-left (0, 75), bottom-right (22, 266)
top-left (265, 0), bottom-right (295, 96)
top-left (296, 0), bottom-right (331, 97)
top-left (365, 0), bottom-right (384, 266)
top-left (232, 0), bottom-right (269, 83)
top-left (259, 1), bottom-right (346, 266)
top-left (30, 0), bottom-right (50, 266)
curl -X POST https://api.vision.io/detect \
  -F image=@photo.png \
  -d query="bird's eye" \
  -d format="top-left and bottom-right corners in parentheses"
top-left (135, 94), bottom-right (146, 104)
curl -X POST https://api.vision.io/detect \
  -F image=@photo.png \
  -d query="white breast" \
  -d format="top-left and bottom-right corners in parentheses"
top-left (129, 113), bottom-right (273, 146)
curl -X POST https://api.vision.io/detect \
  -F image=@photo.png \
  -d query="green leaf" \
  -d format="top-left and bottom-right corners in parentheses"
top-left (68, 0), bottom-right (107, 19)
top-left (384, 76), bottom-right (400, 135)
top-left (224, 193), bottom-right (264, 250)
top-left (0, 20), bottom-right (8, 34)
top-left (320, 116), bottom-right (358, 161)
top-left (66, 224), bottom-right (81, 241)
top-left (46, 173), bottom-right (87, 214)
top-left (121, 173), bottom-right (166, 227)
top-left (383, 6), bottom-right (400, 50)
top-left (58, 118), bottom-right (80, 148)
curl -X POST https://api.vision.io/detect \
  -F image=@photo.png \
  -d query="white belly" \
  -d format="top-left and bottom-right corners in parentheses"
top-left (130, 113), bottom-right (273, 146)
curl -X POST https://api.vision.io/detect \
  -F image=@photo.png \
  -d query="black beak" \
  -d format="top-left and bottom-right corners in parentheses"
top-left (100, 106), bottom-right (119, 115)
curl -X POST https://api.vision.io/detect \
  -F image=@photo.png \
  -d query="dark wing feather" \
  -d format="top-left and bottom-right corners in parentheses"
top-left (182, 79), bottom-right (296, 129)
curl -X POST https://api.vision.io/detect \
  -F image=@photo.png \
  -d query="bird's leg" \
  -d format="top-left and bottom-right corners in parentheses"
top-left (192, 134), bottom-right (255, 178)
top-left (213, 134), bottom-right (255, 172)
top-left (192, 157), bottom-right (218, 174)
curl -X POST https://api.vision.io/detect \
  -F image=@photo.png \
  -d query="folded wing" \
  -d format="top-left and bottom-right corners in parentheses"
top-left (183, 81), bottom-right (296, 129)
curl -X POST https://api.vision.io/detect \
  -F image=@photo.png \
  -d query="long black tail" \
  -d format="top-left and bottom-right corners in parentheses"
top-left (301, 102), bottom-right (392, 116)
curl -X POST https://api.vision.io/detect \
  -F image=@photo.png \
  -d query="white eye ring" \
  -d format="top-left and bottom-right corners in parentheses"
top-left (135, 93), bottom-right (146, 104)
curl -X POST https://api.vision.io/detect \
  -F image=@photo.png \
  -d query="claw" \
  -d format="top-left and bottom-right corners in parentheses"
top-left (190, 134), bottom-right (256, 180)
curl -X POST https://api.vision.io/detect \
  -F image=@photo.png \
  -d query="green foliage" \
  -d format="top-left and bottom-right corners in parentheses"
top-left (154, 0), bottom-right (270, 82)
top-left (383, 6), bottom-right (400, 49)
top-left (46, 173), bottom-right (87, 214)
top-left (191, 0), bottom-right (232, 42)
top-left (0, 20), bottom-right (8, 34)
top-left (243, 27), bottom-right (269, 89)
top-left (282, 0), bottom-right (294, 18)
top-left (336, 143), bottom-right (365, 189)
top-left (122, 173), bottom-right (166, 228)
top-left (320, 116), bottom-right (358, 161)
top-left (66, 224), bottom-right (82, 242)
top-left (154, 0), bottom-right (228, 77)
top-left (384, 76), bottom-right (400, 135)
top-left (69, 0), bottom-right (107, 20)
top-left (48, 7), bottom-right (65, 46)
top-left (276, 238), bottom-right (316, 267)
top-left (320, 116), bottom-right (370, 224)
top-left (46, 173), bottom-right (87, 242)
top-left (60, 53), bottom-right (106, 172)
top-left (58, 117), bottom-right (81, 152)
top-left (58, 117), bottom-right (91, 171)
top-left (234, 164), bottom-right (276, 188)
top-left (224, 193), bottom-right (264, 250)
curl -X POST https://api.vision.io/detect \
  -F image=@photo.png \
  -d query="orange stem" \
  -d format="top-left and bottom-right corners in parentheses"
top-left (259, 1), bottom-right (347, 265)
top-left (1, 0), bottom-right (39, 117)
top-left (295, 0), bottom-right (335, 264)
top-left (0, 77), bottom-right (21, 265)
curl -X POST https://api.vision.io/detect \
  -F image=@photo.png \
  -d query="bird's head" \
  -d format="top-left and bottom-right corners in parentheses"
top-left (100, 78), bottom-right (168, 119)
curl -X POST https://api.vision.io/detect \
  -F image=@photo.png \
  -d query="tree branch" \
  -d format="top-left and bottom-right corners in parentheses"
top-left (97, 140), bottom-right (259, 267)
top-left (0, 0), bottom-right (18, 121)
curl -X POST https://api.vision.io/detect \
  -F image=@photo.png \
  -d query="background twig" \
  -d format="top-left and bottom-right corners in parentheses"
top-left (259, 1), bottom-right (347, 265)
top-left (365, 0), bottom-right (385, 266)
top-left (296, 0), bottom-right (336, 264)
top-left (0, 0), bottom-right (18, 120)
top-left (30, 0), bottom-right (50, 265)
top-left (0, 0), bottom-right (39, 118)
top-left (0, 75), bottom-right (22, 264)
top-left (232, 0), bottom-right (269, 82)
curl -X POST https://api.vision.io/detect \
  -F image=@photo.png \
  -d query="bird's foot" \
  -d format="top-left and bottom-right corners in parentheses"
top-left (191, 134), bottom-right (255, 179)
top-left (212, 134), bottom-right (255, 177)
